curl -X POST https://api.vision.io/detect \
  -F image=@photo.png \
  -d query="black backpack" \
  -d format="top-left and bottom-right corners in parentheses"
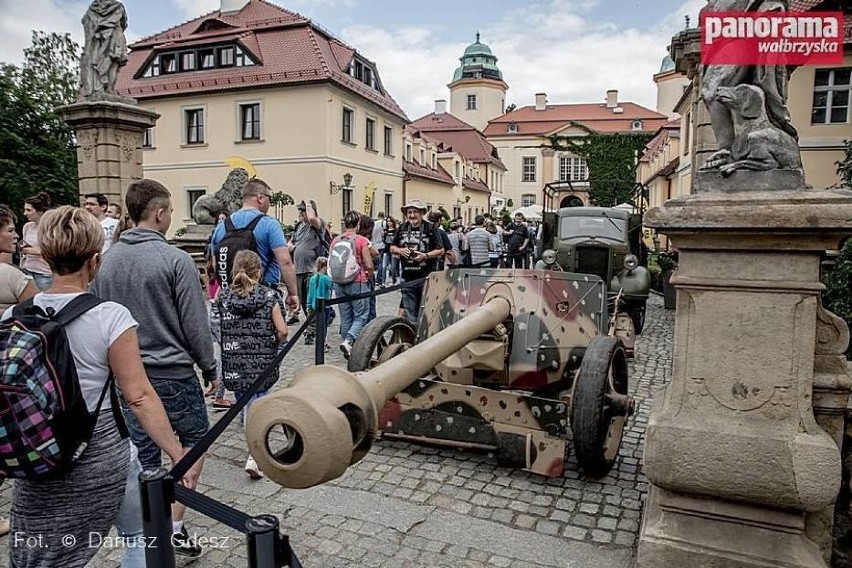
top-left (0, 294), bottom-right (123, 479)
top-left (294, 221), bottom-right (332, 260)
top-left (216, 215), bottom-right (263, 292)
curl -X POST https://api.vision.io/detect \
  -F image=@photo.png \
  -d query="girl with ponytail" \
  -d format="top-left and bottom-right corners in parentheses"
top-left (216, 250), bottom-right (287, 479)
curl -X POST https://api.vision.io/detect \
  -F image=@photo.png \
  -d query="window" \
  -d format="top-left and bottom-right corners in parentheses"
top-left (419, 148), bottom-right (425, 164)
top-left (454, 161), bottom-right (460, 181)
top-left (240, 103), bottom-right (261, 140)
top-left (522, 194), bottom-right (536, 207)
top-left (631, 119), bottom-right (643, 131)
top-left (812, 67), bottom-right (851, 124)
top-left (200, 49), bottom-right (215, 69)
top-left (349, 58), bottom-right (380, 91)
top-left (142, 127), bottom-right (153, 148)
top-left (507, 122), bottom-right (518, 133)
top-left (558, 156), bottom-right (588, 181)
top-left (522, 157), bottom-right (536, 182)
top-left (365, 118), bottom-right (376, 150)
top-left (405, 143), bottom-right (412, 162)
top-left (187, 189), bottom-right (206, 217)
top-left (235, 46), bottom-right (254, 67)
top-left (342, 108), bottom-right (354, 143)
top-left (384, 193), bottom-right (392, 217)
top-left (384, 126), bottom-right (393, 155)
top-left (219, 46), bottom-right (235, 67)
top-left (185, 108), bottom-right (204, 144)
top-left (142, 55), bottom-right (160, 77)
top-left (467, 94), bottom-right (477, 110)
top-left (342, 188), bottom-right (353, 218)
top-left (180, 52), bottom-right (196, 71)
top-left (161, 54), bottom-right (177, 74)
top-left (431, 153), bottom-right (436, 169)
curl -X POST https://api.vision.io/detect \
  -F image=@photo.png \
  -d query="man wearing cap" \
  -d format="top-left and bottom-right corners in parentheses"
top-left (390, 200), bottom-right (443, 324)
top-left (289, 199), bottom-right (328, 344)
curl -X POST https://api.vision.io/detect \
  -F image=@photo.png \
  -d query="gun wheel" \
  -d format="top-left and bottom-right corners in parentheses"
top-left (571, 336), bottom-right (630, 478)
top-left (348, 316), bottom-right (417, 372)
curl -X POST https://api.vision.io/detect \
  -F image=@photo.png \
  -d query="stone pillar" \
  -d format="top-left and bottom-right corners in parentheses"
top-left (55, 100), bottom-right (159, 206)
top-left (638, 188), bottom-right (852, 568)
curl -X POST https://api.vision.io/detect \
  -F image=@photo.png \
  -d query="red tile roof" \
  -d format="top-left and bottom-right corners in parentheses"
top-left (639, 119), bottom-right (680, 163)
top-left (462, 177), bottom-right (490, 193)
top-left (484, 102), bottom-right (668, 137)
top-left (409, 113), bottom-right (506, 169)
top-left (116, 0), bottom-right (407, 120)
top-left (403, 160), bottom-right (455, 186)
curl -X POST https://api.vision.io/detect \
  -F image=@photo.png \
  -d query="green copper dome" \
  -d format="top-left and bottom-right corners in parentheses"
top-left (452, 32), bottom-right (503, 83)
top-left (659, 54), bottom-right (675, 73)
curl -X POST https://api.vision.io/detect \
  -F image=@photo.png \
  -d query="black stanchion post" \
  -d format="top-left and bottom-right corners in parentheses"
top-left (246, 515), bottom-right (282, 568)
top-left (139, 468), bottom-right (176, 568)
top-left (315, 298), bottom-right (326, 364)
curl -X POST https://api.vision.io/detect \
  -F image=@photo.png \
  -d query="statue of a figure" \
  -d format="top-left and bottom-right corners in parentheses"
top-left (699, 0), bottom-right (801, 173)
top-left (192, 168), bottom-right (252, 224)
top-left (79, 0), bottom-right (129, 99)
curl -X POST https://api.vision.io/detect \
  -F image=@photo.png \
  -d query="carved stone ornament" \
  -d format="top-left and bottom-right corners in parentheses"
top-left (77, 129), bottom-right (99, 160)
top-left (114, 130), bottom-right (136, 161)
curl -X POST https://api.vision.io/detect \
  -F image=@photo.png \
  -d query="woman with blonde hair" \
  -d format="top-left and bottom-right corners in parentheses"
top-left (20, 191), bottom-right (53, 290)
top-left (0, 206), bottom-right (200, 567)
top-left (217, 249), bottom-right (287, 478)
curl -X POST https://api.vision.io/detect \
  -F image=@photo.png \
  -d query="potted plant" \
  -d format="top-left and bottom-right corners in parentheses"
top-left (657, 250), bottom-right (679, 310)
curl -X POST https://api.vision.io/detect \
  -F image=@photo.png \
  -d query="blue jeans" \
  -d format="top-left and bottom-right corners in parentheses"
top-left (114, 454), bottom-right (145, 568)
top-left (234, 390), bottom-right (268, 428)
top-left (373, 252), bottom-right (385, 285)
top-left (400, 280), bottom-right (425, 325)
top-left (23, 269), bottom-right (52, 291)
top-left (333, 281), bottom-right (370, 343)
top-left (383, 252), bottom-right (399, 283)
top-left (122, 378), bottom-right (210, 470)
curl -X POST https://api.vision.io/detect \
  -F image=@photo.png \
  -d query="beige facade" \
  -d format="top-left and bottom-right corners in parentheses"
top-left (141, 83), bottom-right (404, 235)
top-left (449, 80), bottom-right (507, 132)
top-left (654, 68), bottom-right (690, 119)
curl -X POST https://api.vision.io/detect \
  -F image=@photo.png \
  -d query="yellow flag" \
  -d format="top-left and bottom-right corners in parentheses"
top-left (363, 182), bottom-right (376, 216)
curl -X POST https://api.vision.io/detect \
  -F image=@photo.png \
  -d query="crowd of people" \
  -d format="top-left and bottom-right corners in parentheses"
top-left (0, 178), bottom-right (545, 567)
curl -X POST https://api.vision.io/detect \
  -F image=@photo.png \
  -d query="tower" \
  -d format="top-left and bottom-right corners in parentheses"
top-left (653, 54), bottom-right (690, 119)
top-left (448, 32), bottom-right (508, 131)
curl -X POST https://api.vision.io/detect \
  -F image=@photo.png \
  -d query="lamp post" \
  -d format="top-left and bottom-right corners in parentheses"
top-left (329, 172), bottom-right (353, 195)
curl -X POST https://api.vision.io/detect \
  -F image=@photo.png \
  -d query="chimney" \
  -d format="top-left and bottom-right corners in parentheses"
top-left (221, 0), bottom-right (250, 13)
top-left (435, 99), bottom-right (447, 114)
top-left (606, 89), bottom-right (619, 109)
top-left (535, 93), bottom-right (547, 111)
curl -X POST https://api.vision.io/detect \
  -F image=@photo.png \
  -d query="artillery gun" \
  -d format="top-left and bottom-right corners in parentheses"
top-left (245, 269), bottom-right (635, 489)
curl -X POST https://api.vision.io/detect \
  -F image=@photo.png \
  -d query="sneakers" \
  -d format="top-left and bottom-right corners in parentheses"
top-left (172, 526), bottom-right (202, 557)
top-left (245, 456), bottom-right (263, 480)
top-left (304, 336), bottom-right (315, 346)
top-left (286, 314), bottom-right (300, 325)
top-left (339, 340), bottom-right (352, 359)
top-left (212, 398), bottom-right (232, 411)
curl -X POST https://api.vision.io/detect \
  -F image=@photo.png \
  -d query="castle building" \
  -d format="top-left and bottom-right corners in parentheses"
top-left (448, 33), bottom-right (509, 132)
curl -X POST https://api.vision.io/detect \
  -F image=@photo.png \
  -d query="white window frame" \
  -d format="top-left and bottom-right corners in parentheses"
top-left (185, 187), bottom-right (207, 219)
top-left (558, 155), bottom-right (588, 182)
top-left (467, 94), bottom-right (477, 110)
top-left (521, 193), bottom-right (536, 207)
top-left (182, 105), bottom-right (206, 145)
top-left (142, 127), bottom-right (154, 149)
top-left (522, 156), bottom-right (537, 182)
top-left (236, 100), bottom-right (262, 141)
top-left (383, 126), bottom-right (393, 156)
top-left (812, 67), bottom-right (851, 125)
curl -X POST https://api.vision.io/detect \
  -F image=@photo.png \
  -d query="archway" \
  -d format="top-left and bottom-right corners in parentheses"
top-left (560, 195), bottom-right (584, 208)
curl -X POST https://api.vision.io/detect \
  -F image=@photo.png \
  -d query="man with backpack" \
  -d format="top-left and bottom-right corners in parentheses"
top-left (209, 179), bottom-right (299, 313)
top-left (289, 199), bottom-right (329, 344)
top-left (90, 179), bottom-right (217, 557)
top-left (391, 200), bottom-right (444, 325)
top-left (328, 210), bottom-right (373, 358)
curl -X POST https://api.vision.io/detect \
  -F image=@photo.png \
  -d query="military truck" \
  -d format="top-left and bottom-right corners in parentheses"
top-left (537, 206), bottom-right (650, 333)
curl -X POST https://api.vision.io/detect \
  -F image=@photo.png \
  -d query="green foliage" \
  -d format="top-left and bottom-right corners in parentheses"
top-left (0, 32), bottom-right (81, 213)
top-left (655, 250), bottom-right (678, 272)
top-left (547, 129), bottom-right (652, 206)
top-left (836, 139), bottom-right (852, 189)
top-left (506, 199), bottom-right (514, 208)
top-left (822, 239), bottom-right (852, 358)
top-left (174, 226), bottom-right (187, 238)
top-left (269, 191), bottom-right (294, 207)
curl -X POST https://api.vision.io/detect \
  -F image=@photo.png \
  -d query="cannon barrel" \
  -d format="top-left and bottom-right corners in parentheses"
top-left (245, 295), bottom-right (513, 489)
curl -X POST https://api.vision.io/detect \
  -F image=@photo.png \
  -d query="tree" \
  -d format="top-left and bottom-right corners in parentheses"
top-left (547, 129), bottom-right (652, 206)
top-left (0, 31), bottom-right (80, 214)
top-left (836, 139), bottom-right (852, 189)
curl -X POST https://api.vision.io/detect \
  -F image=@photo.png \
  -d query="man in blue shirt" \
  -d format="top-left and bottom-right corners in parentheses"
top-left (210, 179), bottom-right (299, 311)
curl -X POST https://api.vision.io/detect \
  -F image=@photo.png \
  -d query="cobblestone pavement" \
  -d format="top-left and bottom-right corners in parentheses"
top-left (0, 288), bottom-right (673, 567)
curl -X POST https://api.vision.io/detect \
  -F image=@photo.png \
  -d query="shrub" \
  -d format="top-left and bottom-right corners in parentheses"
top-left (822, 239), bottom-right (852, 359)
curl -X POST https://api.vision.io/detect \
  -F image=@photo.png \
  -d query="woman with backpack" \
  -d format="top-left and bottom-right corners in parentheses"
top-left (217, 249), bottom-right (288, 479)
top-left (329, 211), bottom-right (374, 359)
top-left (0, 206), bottom-right (200, 567)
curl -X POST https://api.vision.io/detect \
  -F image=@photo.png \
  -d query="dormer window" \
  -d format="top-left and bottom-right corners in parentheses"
top-left (348, 57), bottom-right (381, 92)
top-left (139, 44), bottom-right (257, 78)
top-left (631, 119), bottom-right (643, 131)
top-left (507, 122), bottom-right (518, 133)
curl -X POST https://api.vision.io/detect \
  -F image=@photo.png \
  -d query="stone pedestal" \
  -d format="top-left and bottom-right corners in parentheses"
top-left (172, 223), bottom-right (214, 276)
top-left (56, 100), bottom-right (159, 206)
top-left (638, 188), bottom-right (852, 568)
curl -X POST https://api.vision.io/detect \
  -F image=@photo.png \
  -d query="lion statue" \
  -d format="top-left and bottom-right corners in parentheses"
top-left (192, 168), bottom-right (250, 224)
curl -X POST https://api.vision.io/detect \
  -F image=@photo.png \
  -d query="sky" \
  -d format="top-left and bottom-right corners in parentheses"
top-left (0, 0), bottom-right (706, 119)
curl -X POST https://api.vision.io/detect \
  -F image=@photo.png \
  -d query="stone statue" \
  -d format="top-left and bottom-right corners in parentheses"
top-left (192, 168), bottom-right (251, 224)
top-left (698, 0), bottom-right (801, 175)
top-left (79, 0), bottom-right (129, 100)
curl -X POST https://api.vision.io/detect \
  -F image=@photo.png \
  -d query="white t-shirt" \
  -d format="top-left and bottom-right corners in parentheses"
top-left (2, 293), bottom-right (137, 412)
top-left (101, 217), bottom-right (119, 254)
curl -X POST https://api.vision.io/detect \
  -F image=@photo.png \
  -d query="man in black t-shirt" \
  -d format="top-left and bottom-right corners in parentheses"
top-left (505, 212), bottom-right (529, 269)
top-left (391, 200), bottom-right (443, 324)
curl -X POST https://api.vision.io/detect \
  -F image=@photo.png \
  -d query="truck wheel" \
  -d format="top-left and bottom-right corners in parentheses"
top-left (571, 336), bottom-right (630, 478)
top-left (628, 304), bottom-right (646, 335)
top-left (348, 316), bottom-right (416, 372)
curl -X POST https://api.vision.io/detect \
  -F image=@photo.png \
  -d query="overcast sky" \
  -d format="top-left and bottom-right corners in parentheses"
top-left (0, 0), bottom-right (705, 119)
